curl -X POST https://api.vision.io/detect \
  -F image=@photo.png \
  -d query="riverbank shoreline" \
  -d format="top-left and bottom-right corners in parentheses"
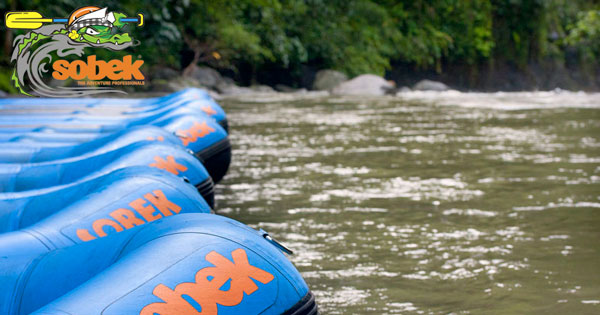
top-left (173, 63), bottom-right (600, 95)
top-left (3, 85), bottom-right (600, 104)
top-left (1, 63), bottom-right (599, 98)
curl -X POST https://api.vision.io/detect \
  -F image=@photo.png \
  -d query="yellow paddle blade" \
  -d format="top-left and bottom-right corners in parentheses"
top-left (5, 12), bottom-right (53, 29)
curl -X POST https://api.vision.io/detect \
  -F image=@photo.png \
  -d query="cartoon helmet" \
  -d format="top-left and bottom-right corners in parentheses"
top-left (67, 6), bottom-right (115, 31)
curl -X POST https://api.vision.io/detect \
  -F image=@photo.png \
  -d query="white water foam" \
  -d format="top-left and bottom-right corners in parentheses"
top-left (398, 90), bottom-right (600, 110)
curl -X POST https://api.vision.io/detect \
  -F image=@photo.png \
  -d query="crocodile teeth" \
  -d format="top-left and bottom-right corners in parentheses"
top-left (80, 36), bottom-right (83, 41)
top-left (96, 39), bottom-right (100, 44)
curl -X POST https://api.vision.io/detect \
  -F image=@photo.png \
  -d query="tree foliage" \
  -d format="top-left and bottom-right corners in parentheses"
top-left (0, 0), bottom-right (598, 87)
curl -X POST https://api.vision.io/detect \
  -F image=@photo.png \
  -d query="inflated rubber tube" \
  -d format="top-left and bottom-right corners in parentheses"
top-left (0, 99), bottom-right (226, 131)
top-left (0, 115), bottom-right (231, 183)
top-left (0, 213), bottom-right (313, 315)
top-left (0, 166), bottom-right (212, 235)
top-left (195, 137), bottom-right (232, 184)
top-left (0, 112), bottom-right (225, 144)
top-left (0, 103), bottom-right (213, 132)
top-left (0, 88), bottom-right (228, 132)
top-left (0, 94), bottom-right (220, 115)
top-left (152, 114), bottom-right (231, 183)
top-left (219, 117), bottom-right (229, 133)
top-left (0, 142), bottom-right (215, 207)
top-left (0, 125), bottom-right (180, 163)
top-left (0, 88), bottom-right (211, 107)
top-left (0, 98), bottom-right (213, 120)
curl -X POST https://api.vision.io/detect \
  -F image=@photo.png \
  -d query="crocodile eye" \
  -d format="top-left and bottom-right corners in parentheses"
top-left (85, 28), bottom-right (99, 35)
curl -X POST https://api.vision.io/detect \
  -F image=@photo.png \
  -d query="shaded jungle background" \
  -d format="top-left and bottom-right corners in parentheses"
top-left (0, 0), bottom-right (599, 93)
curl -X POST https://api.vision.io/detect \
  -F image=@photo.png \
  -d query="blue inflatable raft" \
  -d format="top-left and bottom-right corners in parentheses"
top-left (0, 89), bottom-right (317, 314)
top-left (0, 88), bottom-right (228, 131)
top-left (0, 114), bottom-right (231, 183)
top-left (0, 214), bottom-right (315, 315)
top-left (0, 126), bottom-right (180, 163)
top-left (0, 142), bottom-right (215, 206)
top-left (0, 167), bottom-right (212, 234)
top-left (0, 167), bottom-right (212, 249)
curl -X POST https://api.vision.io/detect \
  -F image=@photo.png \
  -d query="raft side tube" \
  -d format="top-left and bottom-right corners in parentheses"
top-left (0, 214), bottom-right (312, 315)
top-left (0, 126), bottom-right (181, 163)
top-left (0, 167), bottom-right (211, 233)
top-left (0, 88), bottom-right (211, 107)
top-left (0, 142), bottom-right (212, 199)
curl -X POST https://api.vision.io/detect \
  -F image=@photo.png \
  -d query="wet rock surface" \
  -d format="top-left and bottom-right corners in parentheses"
top-left (331, 74), bottom-right (394, 96)
top-left (413, 79), bottom-right (449, 91)
top-left (313, 70), bottom-right (348, 91)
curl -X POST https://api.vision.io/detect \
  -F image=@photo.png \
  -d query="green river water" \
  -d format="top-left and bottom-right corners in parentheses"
top-left (216, 91), bottom-right (600, 314)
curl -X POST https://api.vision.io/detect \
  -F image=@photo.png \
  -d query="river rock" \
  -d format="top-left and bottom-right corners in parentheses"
top-left (413, 79), bottom-right (449, 91)
top-left (293, 88), bottom-right (309, 94)
top-left (152, 76), bottom-right (207, 92)
top-left (153, 67), bottom-right (180, 80)
top-left (275, 84), bottom-right (299, 92)
top-left (313, 70), bottom-right (348, 91)
top-left (251, 84), bottom-right (276, 93)
top-left (183, 65), bottom-right (223, 89)
top-left (331, 74), bottom-right (394, 96)
top-left (216, 82), bottom-right (254, 95)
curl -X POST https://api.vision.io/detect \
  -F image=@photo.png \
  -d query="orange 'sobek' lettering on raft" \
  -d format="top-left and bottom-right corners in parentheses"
top-left (201, 105), bottom-right (217, 116)
top-left (178, 121), bottom-right (216, 146)
top-left (75, 189), bottom-right (182, 241)
top-left (149, 155), bottom-right (188, 175)
top-left (140, 248), bottom-right (275, 315)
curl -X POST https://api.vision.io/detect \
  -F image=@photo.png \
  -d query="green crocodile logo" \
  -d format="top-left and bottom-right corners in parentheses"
top-left (5, 6), bottom-right (144, 97)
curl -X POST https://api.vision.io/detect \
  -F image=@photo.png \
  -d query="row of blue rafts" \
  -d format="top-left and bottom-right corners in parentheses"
top-left (0, 89), bottom-right (317, 315)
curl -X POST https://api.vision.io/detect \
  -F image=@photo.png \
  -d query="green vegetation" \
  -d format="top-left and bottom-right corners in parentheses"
top-left (1, 0), bottom-right (599, 90)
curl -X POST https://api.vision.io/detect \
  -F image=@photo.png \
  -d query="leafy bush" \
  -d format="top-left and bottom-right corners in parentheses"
top-left (0, 0), bottom-right (598, 91)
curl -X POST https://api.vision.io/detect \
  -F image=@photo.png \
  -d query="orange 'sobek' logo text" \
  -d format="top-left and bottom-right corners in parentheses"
top-left (5, 6), bottom-right (145, 97)
top-left (140, 248), bottom-right (275, 315)
top-left (52, 55), bottom-right (144, 81)
top-left (76, 189), bottom-right (181, 241)
top-left (178, 121), bottom-right (216, 146)
top-left (149, 155), bottom-right (188, 175)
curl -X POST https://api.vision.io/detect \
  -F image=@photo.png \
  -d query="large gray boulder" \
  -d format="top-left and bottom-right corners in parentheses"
top-left (275, 84), bottom-right (301, 92)
top-left (313, 70), bottom-right (348, 91)
top-left (216, 84), bottom-right (252, 95)
top-left (153, 67), bottom-right (180, 80)
top-left (251, 84), bottom-right (276, 93)
top-left (217, 82), bottom-right (279, 95)
top-left (331, 74), bottom-right (394, 96)
top-left (183, 65), bottom-right (223, 89)
top-left (158, 77), bottom-right (207, 92)
top-left (413, 79), bottom-right (449, 91)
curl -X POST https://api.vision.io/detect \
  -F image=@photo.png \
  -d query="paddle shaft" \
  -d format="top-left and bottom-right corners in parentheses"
top-left (5, 11), bottom-right (142, 29)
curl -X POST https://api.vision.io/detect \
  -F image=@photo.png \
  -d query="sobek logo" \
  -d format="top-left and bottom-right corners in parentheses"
top-left (141, 249), bottom-right (275, 315)
top-left (4, 7), bottom-right (145, 97)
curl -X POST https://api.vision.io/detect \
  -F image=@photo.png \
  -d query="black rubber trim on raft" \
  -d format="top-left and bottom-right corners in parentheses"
top-left (218, 118), bottom-right (229, 133)
top-left (194, 137), bottom-right (231, 184)
top-left (195, 177), bottom-right (215, 209)
top-left (282, 291), bottom-right (318, 315)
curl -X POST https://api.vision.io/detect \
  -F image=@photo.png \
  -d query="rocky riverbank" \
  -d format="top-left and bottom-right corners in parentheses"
top-left (146, 65), bottom-right (454, 98)
top-left (2, 62), bottom-right (595, 98)
top-left (147, 62), bottom-right (600, 98)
